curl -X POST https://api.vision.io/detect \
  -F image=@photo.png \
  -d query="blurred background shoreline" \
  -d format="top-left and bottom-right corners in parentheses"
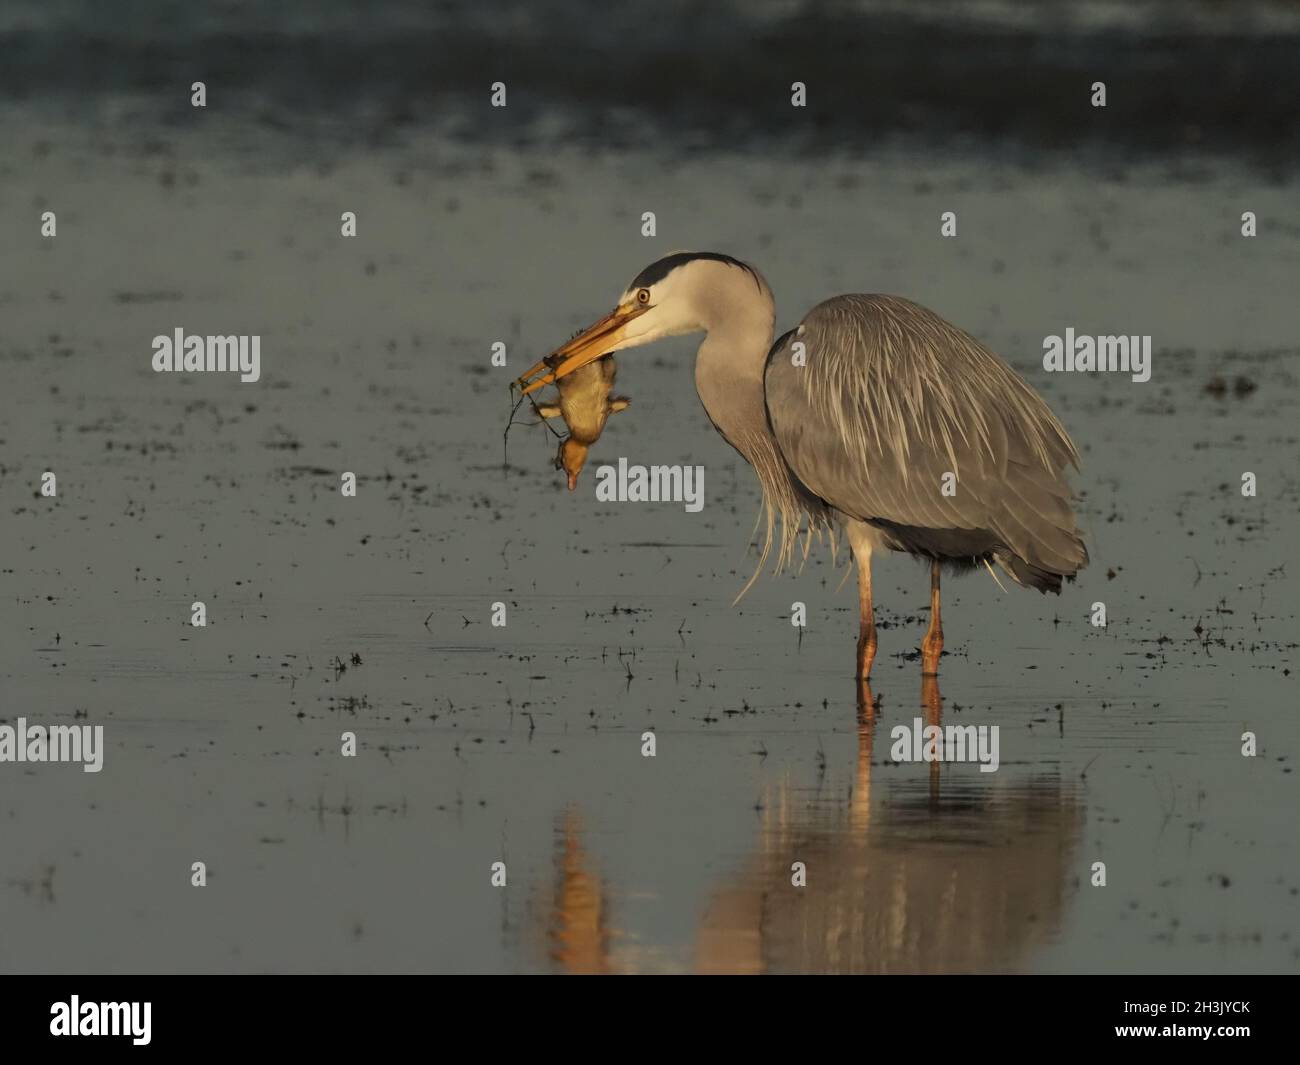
top-left (2, 0), bottom-right (1299, 169)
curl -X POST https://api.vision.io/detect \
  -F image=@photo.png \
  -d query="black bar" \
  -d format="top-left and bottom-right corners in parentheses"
top-left (1, 976), bottom-right (1290, 1051)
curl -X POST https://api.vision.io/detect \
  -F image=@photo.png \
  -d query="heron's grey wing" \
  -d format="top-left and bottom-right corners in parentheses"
top-left (764, 295), bottom-right (1087, 584)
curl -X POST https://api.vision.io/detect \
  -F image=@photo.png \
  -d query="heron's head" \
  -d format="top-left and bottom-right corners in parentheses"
top-left (517, 252), bottom-right (766, 396)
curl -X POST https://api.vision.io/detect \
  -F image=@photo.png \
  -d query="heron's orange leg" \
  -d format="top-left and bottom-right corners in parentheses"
top-left (856, 554), bottom-right (877, 680)
top-left (921, 560), bottom-right (943, 676)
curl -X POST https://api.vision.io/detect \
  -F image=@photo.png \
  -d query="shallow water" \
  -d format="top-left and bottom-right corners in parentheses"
top-left (2, 86), bottom-right (1299, 972)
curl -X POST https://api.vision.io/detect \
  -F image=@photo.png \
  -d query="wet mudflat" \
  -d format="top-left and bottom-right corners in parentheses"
top-left (2, 103), bottom-right (1299, 972)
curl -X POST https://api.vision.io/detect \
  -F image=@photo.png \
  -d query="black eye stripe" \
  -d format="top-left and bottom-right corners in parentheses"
top-left (629, 251), bottom-right (759, 291)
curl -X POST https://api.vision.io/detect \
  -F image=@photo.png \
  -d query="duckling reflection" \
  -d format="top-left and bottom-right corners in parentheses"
top-left (695, 678), bottom-right (1085, 974)
top-left (545, 808), bottom-right (614, 974)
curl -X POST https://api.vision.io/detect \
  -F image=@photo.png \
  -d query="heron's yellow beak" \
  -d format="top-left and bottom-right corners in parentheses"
top-left (516, 302), bottom-right (648, 396)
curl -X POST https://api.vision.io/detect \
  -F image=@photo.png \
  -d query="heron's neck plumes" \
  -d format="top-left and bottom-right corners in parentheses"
top-left (689, 263), bottom-right (833, 594)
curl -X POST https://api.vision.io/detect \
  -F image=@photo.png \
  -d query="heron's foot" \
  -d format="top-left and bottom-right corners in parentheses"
top-left (920, 629), bottom-right (943, 676)
top-left (856, 632), bottom-right (877, 680)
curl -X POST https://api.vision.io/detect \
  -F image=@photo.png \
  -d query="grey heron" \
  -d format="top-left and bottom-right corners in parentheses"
top-left (517, 252), bottom-right (1087, 679)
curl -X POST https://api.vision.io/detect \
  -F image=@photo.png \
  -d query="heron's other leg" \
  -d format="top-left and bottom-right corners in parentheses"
top-left (846, 525), bottom-right (877, 682)
top-left (921, 559), bottom-right (943, 676)
top-left (857, 561), bottom-right (877, 679)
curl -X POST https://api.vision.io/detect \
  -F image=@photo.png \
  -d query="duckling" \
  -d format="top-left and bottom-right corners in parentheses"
top-left (534, 353), bottom-right (630, 490)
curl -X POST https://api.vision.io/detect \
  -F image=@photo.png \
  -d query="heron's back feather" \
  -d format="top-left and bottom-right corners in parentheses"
top-left (763, 294), bottom-right (1087, 588)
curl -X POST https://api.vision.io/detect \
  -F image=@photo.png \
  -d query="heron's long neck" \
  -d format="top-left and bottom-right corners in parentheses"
top-left (692, 292), bottom-right (775, 457)
top-left (689, 275), bottom-right (831, 583)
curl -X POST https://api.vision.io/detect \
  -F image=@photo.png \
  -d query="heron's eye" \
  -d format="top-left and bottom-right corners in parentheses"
top-left (636, 288), bottom-right (651, 305)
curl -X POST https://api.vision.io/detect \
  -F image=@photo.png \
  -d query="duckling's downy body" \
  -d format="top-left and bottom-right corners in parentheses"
top-left (535, 353), bottom-right (629, 490)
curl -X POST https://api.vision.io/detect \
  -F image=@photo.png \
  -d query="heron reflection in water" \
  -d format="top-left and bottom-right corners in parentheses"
top-left (536, 682), bottom-right (1084, 974)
